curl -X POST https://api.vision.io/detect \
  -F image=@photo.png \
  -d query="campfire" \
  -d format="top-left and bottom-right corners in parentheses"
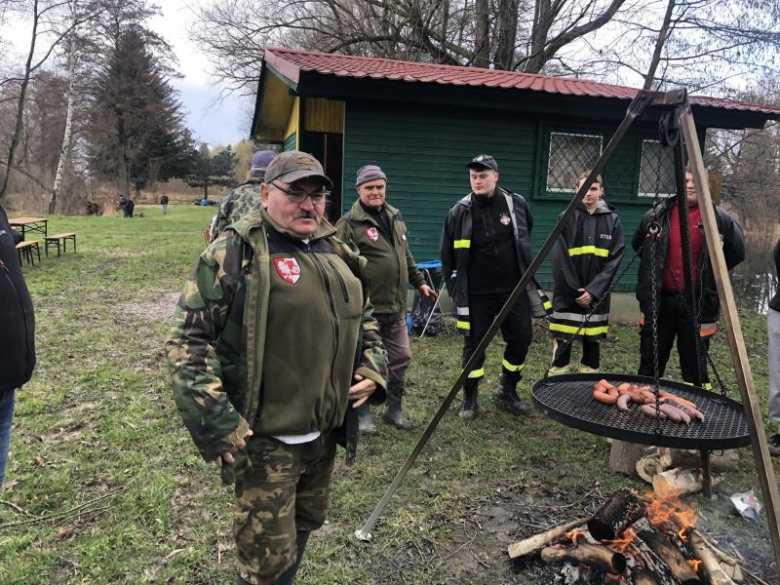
top-left (508, 488), bottom-right (744, 584)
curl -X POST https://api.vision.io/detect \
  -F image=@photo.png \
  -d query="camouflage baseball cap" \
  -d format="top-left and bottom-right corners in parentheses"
top-left (264, 151), bottom-right (333, 188)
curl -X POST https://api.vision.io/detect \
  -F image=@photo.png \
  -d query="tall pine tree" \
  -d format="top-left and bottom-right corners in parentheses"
top-left (86, 22), bottom-right (191, 196)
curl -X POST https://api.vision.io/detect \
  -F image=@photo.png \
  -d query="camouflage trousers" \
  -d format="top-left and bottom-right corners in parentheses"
top-left (234, 432), bottom-right (337, 585)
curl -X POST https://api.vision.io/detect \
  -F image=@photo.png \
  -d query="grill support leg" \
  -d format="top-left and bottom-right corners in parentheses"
top-left (700, 449), bottom-right (712, 497)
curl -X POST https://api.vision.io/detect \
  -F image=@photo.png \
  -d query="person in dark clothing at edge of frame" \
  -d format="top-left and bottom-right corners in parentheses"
top-left (166, 151), bottom-right (387, 585)
top-left (441, 154), bottom-right (551, 420)
top-left (160, 193), bottom-right (169, 215)
top-left (767, 234), bottom-right (780, 456)
top-left (632, 169), bottom-right (745, 389)
top-left (336, 164), bottom-right (437, 433)
top-left (0, 204), bottom-right (36, 487)
top-left (549, 172), bottom-right (625, 374)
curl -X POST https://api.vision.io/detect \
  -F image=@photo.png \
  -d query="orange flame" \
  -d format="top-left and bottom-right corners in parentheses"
top-left (644, 489), bottom-right (698, 541)
top-left (603, 529), bottom-right (637, 553)
top-left (565, 529), bottom-right (582, 543)
top-left (688, 559), bottom-right (702, 573)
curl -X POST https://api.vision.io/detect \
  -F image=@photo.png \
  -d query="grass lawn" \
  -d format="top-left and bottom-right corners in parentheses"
top-left (1, 204), bottom-right (778, 584)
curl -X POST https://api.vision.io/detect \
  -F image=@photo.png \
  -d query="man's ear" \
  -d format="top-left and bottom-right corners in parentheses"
top-left (260, 183), bottom-right (270, 207)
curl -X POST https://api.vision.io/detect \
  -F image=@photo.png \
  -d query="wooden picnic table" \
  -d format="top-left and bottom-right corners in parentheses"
top-left (9, 217), bottom-right (48, 240)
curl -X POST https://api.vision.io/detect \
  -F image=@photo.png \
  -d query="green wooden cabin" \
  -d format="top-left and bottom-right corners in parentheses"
top-left (251, 48), bottom-right (780, 291)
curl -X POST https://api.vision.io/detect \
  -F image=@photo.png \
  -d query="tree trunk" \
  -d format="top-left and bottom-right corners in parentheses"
top-left (525, 0), bottom-right (551, 74)
top-left (642, 0), bottom-right (677, 90)
top-left (473, 0), bottom-right (490, 67)
top-left (0, 0), bottom-right (40, 200)
top-left (494, 0), bottom-right (518, 70)
top-left (49, 0), bottom-right (79, 214)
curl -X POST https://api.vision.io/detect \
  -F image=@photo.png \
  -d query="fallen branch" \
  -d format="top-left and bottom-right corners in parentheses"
top-left (0, 498), bottom-right (35, 517)
top-left (507, 516), bottom-right (589, 559)
top-left (689, 530), bottom-right (736, 585)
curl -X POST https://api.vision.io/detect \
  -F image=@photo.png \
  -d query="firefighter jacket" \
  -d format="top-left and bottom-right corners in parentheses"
top-left (0, 206), bottom-right (36, 393)
top-left (632, 197), bottom-right (745, 331)
top-left (440, 188), bottom-right (551, 333)
top-left (335, 201), bottom-right (426, 314)
top-left (166, 207), bottom-right (387, 462)
top-left (550, 200), bottom-right (625, 340)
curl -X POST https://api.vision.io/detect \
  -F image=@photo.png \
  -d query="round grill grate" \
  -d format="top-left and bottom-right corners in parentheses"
top-left (531, 373), bottom-right (750, 450)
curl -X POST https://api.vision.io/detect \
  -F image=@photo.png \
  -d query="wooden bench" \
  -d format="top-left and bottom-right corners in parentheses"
top-left (45, 232), bottom-right (77, 257)
top-left (16, 240), bottom-right (41, 266)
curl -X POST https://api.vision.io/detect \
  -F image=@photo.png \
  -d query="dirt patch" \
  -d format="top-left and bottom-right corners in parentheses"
top-left (125, 291), bottom-right (180, 323)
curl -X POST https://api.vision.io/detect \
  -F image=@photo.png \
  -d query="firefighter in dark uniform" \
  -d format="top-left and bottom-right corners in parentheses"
top-left (633, 170), bottom-right (745, 388)
top-left (441, 154), bottom-right (550, 419)
top-left (549, 172), bottom-right (625, 374)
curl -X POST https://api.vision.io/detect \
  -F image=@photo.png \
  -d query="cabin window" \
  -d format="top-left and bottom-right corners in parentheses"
top-left (546, 132), bottom-right (603, 192)
top-left (638, 140), bottom-right (676, 197)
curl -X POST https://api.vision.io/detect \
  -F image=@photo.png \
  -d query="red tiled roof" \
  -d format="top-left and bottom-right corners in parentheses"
top-left (264, 47), bottom-right (780, 117)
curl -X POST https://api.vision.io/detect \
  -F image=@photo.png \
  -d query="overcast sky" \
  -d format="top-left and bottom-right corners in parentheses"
top-left (1, 0), bottom-right (250, 147)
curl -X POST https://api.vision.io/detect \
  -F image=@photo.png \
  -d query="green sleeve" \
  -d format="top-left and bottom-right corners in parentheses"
top-left (165, 234), bottom-right (250, 461)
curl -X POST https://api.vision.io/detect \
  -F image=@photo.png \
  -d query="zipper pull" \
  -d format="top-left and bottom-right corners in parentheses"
top-left (0, 259), bottom-right (7, 273)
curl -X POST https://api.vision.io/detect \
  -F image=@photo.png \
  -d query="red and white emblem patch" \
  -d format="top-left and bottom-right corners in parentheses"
top-left (500, 213), bottom-right (511, 226)
top-left (366, 227), bottom-right (380, 242)
top-left (274, 257), bottom-right (301, 284)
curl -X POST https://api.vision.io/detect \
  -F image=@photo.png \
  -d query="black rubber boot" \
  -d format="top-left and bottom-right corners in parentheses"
top-left (356, 403), bottom-right (377, 435)
top-left (494, 373), bottom-right (532, 416)
top-left (277, 530), bottom-right (311, 585)
top-left (459, 380), bottom-right (479, 419)
top-left (382, 381), bottom-right (414, 430)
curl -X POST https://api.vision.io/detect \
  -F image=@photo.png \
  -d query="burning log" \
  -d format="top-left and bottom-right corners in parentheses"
top-left (587, 488), bottom-right (646, 540)
top-left (638, 525), bottom-right (700, 585)
top-left (540, 543), bottom-right (627, 574)
top-left (507, 516), bottom-right (589, 559)
top-left (632, 568), bottom-right (660, 585)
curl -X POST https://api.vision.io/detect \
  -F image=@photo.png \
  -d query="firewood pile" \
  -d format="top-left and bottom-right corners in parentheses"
top-left (508, 488), bottom-right (745, 584)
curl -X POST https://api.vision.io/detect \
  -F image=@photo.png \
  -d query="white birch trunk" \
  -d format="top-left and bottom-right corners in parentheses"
top-left (49, 0), bottom-right (78, 214)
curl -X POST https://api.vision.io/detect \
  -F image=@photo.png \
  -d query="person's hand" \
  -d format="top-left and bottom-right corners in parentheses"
top-left (575, 288), bottom-right (593, 308)
top-left (214, 428), bottom-right (253, 468)
top-left (349, 374), bottom-right (378, 408)
top-left (419, 284), bottom-right (438, 299)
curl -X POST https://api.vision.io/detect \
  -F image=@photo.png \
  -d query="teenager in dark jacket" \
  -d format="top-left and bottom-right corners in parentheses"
top-left (441, 154), bottom-right (550, 419)
top-left (549, 172), bottom-right (624, 374)
top-left (632, 171), bottom-right (744, 388)
top-left (0, 204), bottom-right (36, 485)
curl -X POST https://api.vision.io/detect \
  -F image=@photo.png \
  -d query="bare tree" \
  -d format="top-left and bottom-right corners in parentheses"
top-left (190, 0), bottom-right (633, 92)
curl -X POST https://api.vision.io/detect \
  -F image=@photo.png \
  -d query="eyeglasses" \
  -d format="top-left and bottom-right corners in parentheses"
top-left (271, 182), bottom-right (329, 204)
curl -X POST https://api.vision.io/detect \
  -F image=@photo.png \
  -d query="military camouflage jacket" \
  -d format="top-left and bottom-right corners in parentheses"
top-left (167, 209), bottom-right (387, 461)
top-left (212, 181), bottom-right (262, 239)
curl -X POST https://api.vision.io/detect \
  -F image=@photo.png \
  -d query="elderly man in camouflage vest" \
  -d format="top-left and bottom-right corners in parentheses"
top-left (336, 165), bottom-right (436, 432)
top-left (211, 150), bottom-right (277, 239)
top-left (167, 151), bottom-right (387, 585)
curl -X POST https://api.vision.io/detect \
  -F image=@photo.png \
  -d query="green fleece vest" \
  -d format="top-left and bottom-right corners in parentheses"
top-left (256, 237), bottom-right (364, 434)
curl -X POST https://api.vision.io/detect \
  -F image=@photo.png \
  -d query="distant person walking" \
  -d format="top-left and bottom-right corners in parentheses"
top-left (160, 194), bottom-right (169, 215)
top-left (768, 235), bottom-right (780, 455)
top-left (0, 204), bottom-right (36, 486)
